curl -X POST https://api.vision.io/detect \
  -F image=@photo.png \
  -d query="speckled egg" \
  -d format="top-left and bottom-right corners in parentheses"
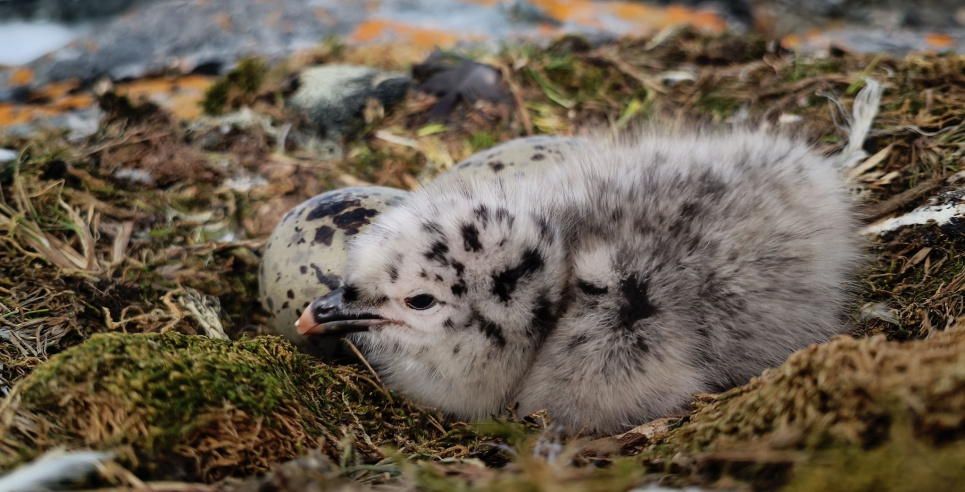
top-left (444, 135), bottom-right (583, 181)
top-left (259, 186), bottom-right (409, 356)
top-left (260, 137), bottom-right (582, 356)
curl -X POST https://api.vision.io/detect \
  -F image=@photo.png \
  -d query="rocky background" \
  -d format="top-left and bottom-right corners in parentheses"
top-left (0, 1), bottom-right (964, 491)
top-left (2, 0), bottom-right (965, 135)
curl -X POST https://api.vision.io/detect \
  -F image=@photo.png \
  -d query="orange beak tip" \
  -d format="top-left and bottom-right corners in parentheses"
top-left (296, 308), bottom-right (321, 335)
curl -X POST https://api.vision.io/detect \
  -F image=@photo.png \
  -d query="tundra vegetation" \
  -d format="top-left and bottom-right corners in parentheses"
top-left (1, 30), bottom-right (964, 490)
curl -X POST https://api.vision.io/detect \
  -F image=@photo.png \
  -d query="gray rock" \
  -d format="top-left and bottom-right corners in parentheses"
top-left (0, 0), bottom-right (365, 97)
top-left (0, 0), bottom-right (152, 22)
top-left (809, 27), bottom-right (965, 55)
top-left (288, 65), bottom-right (411, 134)
top-left (7, 0), bottom-right (960, 103)
top-left (768, 0), bottom-right (965, 29)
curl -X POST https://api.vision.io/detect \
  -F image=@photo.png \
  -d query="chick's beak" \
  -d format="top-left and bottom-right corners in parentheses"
top-left (296, 286), bottom-right (389, 335)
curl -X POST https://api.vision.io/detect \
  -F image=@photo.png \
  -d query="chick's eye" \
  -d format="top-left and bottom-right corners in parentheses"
top-left (404, 294), bottom-right (437, 310)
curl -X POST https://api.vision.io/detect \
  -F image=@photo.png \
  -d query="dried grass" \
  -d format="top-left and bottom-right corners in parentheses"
top-left (672, 322), bottom-right (965, 451)
top-left (0, 172), bottom-right (100, 272)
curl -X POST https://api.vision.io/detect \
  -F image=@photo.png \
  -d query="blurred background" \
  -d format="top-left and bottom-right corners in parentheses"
top-left (2, 0), bottom-right (963, 66)
top-left (1, 0), bottom-right (963, 133)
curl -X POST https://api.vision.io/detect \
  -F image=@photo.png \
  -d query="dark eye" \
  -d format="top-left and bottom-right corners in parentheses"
top-left (404, 294), bottom-right (437, 310)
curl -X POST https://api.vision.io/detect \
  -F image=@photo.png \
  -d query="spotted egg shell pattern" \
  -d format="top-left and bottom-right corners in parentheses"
top-left (259, 136), bottom-right (583, 354)
top-left (444, 135), bottom-right (583, 181)
top-left (259, 186), bottom-right (409, 354)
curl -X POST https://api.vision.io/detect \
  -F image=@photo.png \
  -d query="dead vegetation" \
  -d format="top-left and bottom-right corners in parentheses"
top-left (0, 27), bottom-right (964, 490)
top-left (657, 320), bottom-right (965, 489)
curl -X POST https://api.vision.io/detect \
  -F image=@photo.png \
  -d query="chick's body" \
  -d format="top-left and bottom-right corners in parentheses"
top-left (300, 129), bottom-right (860, 435)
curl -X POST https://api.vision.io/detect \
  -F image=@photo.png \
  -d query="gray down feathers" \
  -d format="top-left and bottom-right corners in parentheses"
top-left (335, 129), bottom-right (859, 435)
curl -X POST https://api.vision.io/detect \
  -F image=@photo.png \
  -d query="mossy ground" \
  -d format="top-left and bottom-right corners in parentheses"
top-left (0, 332), bottom-right (484, 483)
top-left (1, 29), bottom-right (965, 490)
top-left (657, 320), bottom-right (965, 489)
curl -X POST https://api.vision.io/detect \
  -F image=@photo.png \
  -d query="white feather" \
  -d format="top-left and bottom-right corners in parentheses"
top-left (840, 78), bottom-right (883, 170)
top-left (0, 449), bottom-right (112, 492)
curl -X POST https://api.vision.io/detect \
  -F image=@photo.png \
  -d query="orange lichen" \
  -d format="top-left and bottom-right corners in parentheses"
top-left (10, 68), bottom-right (34, 86)
top-left (351, 19), bottom-right (467, 51)
top-left (0, 75), bottom-right (213, 128)
top-left (529, 0), bottom-right (601, 29)
top-left (28, 79), bottom-right (81, 101)
top-left (0, 104), bottom-right (56, 126)
top-left (349, 0), bottom-right (726, 47)
top-left (924, 33), bottom-right (954, 48)
top-left (530, 0), bottom-right (727, 33)
top-left (115, 75), bottom-right (215, 120)
top-left (0, 77), bottom-right (93, 126)
top-left (663, 4), bottom-right (727, 31)
top-left (51, 94), bottom-right (96, 112)
top-left (780, 33), bottom-right (802, 49)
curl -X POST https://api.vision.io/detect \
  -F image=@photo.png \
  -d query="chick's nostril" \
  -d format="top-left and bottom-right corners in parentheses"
top-left (310, 286), bottom-right (346, 323)
top-left (313, 302), bottom-right (334, 320)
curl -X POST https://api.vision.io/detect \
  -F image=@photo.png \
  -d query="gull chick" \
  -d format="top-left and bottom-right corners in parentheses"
top-left (296, 129), bottom-right (860, 435)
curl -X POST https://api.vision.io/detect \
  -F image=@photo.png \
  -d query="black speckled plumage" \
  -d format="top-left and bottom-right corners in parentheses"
top-left (298, 130), bottom-right (861, 435)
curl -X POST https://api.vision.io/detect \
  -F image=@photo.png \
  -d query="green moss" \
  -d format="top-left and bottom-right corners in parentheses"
top-left (787, 57), bottom-right (843, 82)
top-left (9, 332), bottom-right (484, 481)
top-left (20, 333), bottom-right (329, 446)
top-left (577, 65), bottom-right (606, 94)
top-left (349, 146), bottom-right (386, 178)
top-left (469, 131), bottom-right (498, 152)
top-left (695, 91), bottom-right (742, 120)
top-left (526, 67), bottom-right (576, 109)
top-left (541, 54), bottom-right (608, 105)
top-left (202, 58), bottom-right (268, 115)
top-left (413, 454), bottom-right (646, 492)
top-left (783, 426), bottom-right (965, 492)
top-left (218, 246), bottom-right (263, 329)
top-left (654, 326), bottom-right (965, 489)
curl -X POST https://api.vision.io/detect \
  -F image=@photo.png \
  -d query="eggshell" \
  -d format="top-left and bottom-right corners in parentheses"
top-left (259, 186), bottom-right (409, 355)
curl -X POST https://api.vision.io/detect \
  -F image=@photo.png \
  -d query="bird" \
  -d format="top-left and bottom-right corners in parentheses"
top-left (295, 128), bottom-right (860, 435)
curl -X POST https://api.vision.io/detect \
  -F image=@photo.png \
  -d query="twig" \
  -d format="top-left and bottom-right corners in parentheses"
top-left (344, 339), bottom-right (393, 404)
top-left (590, 47), bottom-right (667, 95)
top-left (860, 176), bottom-right (947, 222)
top-left (496, 62), bottom-right (534, 136)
